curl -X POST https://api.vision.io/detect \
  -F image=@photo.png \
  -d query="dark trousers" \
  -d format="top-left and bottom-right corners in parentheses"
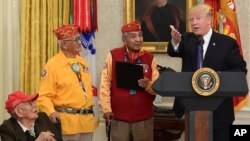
top-left (213, 126), bottom-right (229, 141)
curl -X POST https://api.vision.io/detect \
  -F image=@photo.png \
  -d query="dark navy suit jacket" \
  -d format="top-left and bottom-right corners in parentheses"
top-left (167, 31), bottom-right (247, 129)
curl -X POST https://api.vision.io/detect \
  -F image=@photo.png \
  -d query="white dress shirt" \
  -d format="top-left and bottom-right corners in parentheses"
top-left (17, 120), bottom-right (36, 137)
top-left (202, 28), bottom-right (213, 59)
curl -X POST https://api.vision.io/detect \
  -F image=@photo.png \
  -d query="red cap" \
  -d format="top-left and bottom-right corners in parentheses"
top-left (53, 24), bottom-right (79, 40)
top-left (5, 90), bottom-right (39, 113)
top-left (121, 21), bottom-right (141, 33)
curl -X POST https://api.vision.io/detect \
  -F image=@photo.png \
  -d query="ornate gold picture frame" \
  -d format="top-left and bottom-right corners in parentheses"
top-left (123, 0), bottom-right (196, 53)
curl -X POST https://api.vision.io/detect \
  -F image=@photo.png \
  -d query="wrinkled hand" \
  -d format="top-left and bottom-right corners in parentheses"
top-left (103, 112), bottom-right (114, 126)
top-left (35, 131), bottom-right (56, 141)
top-left (138, 77), bottom-right (150, 88)
top-left (49, 112), bottom-right (60, 123)
top-left (170, 25), bottom-right (181, 45)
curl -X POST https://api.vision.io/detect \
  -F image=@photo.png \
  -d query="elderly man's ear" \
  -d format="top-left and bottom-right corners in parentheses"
top-left (14, 108), bottom-right (23, 117)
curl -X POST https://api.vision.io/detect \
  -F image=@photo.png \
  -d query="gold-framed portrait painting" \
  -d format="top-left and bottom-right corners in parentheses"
top-left (124, 0), bottom-right (196, 53)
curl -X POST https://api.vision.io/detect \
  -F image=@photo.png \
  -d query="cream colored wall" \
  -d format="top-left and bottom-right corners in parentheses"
top-left (236, 0), bottom-right (250, 96)
top-left (93, 0), bottom-right (250, 140)
top-left (233, 0), bottom-right (250, 126)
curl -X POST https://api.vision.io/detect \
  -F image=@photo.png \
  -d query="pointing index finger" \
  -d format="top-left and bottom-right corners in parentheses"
top-left (169, 25), bottom-right (176, 31)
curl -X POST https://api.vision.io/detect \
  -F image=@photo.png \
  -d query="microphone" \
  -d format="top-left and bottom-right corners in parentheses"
top-left (197, 35), bottom-right (204, 45)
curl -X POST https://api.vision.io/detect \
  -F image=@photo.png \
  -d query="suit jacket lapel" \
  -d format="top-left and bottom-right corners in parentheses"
top-left (34, 119), bottom-right (47, 136)
top-left (189, 34), bottom-right (200, 70)
top-left (12, 120), bottom-right (28, 141)
top-left (203, 31), bottom-right (218, 66)
top-left (34, 125), bottom-right (41, 137)
top-left (34, 117), bottom-right (52, 136)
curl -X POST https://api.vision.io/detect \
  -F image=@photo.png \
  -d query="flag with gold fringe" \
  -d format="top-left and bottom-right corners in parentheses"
top-left (73, 0), bottom-right (98, 32)
top-left (204, 0), bottom-right (248, 111)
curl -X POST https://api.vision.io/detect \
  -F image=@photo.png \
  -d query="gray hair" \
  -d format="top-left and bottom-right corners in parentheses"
top-left (58, 40), bottom-right (63, 47)
top-left (122, 32), bottom-right (129, 37)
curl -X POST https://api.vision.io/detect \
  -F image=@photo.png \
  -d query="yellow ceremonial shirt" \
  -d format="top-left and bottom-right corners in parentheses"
top-left (37, 51), bottom-right (97, 134)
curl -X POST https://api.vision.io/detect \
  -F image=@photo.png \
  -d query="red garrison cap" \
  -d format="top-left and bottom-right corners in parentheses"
top-left (5, 90), bottom-right (38, 113)
top-left (121, 21), bottom-right (141, 33)
top-left (53, 24), bottom-right (79, 40)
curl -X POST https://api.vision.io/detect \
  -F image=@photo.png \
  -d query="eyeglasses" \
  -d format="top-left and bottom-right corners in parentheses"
top-left (64, 36), bottom-right (81, 43)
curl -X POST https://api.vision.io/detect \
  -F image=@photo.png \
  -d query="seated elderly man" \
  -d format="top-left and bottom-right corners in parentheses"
top-left (0, 90), bottom-right (62, 141)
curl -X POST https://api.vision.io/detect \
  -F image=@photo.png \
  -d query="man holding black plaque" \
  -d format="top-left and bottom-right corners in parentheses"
top-left (100, 21), bottom-right (159, 141)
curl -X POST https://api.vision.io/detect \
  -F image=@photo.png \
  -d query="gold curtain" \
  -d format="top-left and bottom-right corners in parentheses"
top-left (20, 0), bottom-right (65, 94)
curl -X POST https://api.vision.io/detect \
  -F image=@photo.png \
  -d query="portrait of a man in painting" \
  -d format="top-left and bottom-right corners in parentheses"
top-left (136, 0), bottom-right (186, 42)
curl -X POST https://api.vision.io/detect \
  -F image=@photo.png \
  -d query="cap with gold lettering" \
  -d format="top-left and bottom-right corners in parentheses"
top-left (53, 24), bottom-right (79, 40)
top-left (121, 21), bottom-right (141, 33)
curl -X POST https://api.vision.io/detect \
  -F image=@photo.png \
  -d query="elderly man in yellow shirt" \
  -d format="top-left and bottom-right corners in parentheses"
top-left (37, 24), bottom-right (97, 141)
